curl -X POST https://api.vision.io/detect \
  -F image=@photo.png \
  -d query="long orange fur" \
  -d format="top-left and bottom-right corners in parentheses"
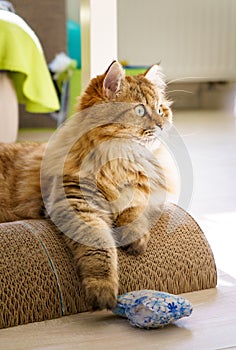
top-left (0, 61), bottom-right (174, 310)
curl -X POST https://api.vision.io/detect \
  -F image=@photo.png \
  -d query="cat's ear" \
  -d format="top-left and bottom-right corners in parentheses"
top-left (144, 64), bottom-right (166, 93)
top-left (103, 61), bottom-right (125, 98)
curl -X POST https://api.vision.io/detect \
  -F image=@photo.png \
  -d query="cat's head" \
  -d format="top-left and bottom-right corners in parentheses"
top-left (77, 61), bottom-right (172, 148)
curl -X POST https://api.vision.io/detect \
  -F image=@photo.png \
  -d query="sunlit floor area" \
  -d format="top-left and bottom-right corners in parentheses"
top-left (174, 110), bottom-right (236, 280)
top-left (2, 108), bottom-right (235, 350)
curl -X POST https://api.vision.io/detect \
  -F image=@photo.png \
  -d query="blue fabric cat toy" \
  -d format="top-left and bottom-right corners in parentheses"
top-left (112, 290), bottom-right (193, 329)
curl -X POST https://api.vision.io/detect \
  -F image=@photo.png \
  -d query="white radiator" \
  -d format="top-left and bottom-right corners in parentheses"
top-left (118, 0), bottom-right (236, 81)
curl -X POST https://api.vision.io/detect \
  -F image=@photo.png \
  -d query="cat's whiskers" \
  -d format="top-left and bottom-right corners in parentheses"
top-left (167, 90), bottom-right (194, 95)
top-left (166, 76), bottom-right (207, 85)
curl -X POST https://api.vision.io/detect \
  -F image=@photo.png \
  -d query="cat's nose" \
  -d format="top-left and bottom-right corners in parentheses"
top-left (155, 118), bottom-right (163, 130)
top-left (153, 112), bottom-right (164, 130)
top-left (157, 122), bottom-right (163, 130)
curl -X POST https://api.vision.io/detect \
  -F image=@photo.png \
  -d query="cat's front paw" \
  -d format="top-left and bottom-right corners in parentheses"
top-left (122, 233), bottom-right (150, 256)
top-left (83, 278), bottom-right (118, 310)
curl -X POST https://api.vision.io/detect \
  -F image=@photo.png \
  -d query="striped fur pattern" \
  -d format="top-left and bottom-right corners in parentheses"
top-left (0, 61), bottom-right (173, 310)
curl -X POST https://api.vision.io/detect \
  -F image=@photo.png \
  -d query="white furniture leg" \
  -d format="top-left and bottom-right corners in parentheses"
top-left (80, 0), bottom-right (117, 90)
top-left (0, 73), bottom-right (18, 143)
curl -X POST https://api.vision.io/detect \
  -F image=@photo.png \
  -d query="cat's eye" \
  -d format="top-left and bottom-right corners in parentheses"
top-left (157, 105), bottom-right (164, 116)
top-left (134, 104), bottom-right (146, 117)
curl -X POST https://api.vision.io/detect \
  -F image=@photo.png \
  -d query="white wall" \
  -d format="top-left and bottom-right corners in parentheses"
top-left (118, 0), bottom-right (236, 81)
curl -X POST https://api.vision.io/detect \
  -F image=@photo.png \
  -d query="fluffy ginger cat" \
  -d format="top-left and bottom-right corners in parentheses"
top-left (0, 61), bottom-right (173, 310)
